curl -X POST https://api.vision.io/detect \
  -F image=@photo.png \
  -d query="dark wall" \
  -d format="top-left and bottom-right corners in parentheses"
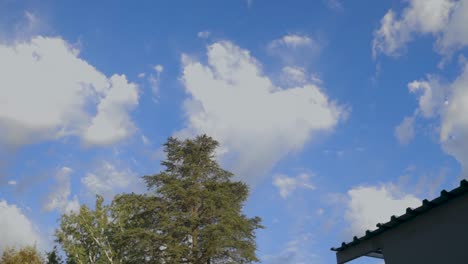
top-left (382, 193), bottom-right (468, 264)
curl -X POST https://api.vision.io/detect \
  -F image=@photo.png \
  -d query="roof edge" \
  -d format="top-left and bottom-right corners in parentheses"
top-left (331, 179), bottom-right (468, 252)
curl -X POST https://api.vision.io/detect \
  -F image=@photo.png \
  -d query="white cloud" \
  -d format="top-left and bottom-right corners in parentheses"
top-left (82, 161), bottom-right (140, 200)
top-left (310, 73), bottom-right (324, 85)
top-left (141, 135), bottom-right (151, 145)
top-left (437, 0), bottom-right (468, 53)
top-left (82, 75), bottom-right (139, 145)
top-left (0, 200), bottom-right (42, 253)
top-left (262, 233), bottom-right (319, 264)
top-left (323, 0), bottom-right (343, 11)
top-left (7, 180), bottom-right (16, 185)
top-left (323, 149), bottom-right (346, 157)
top-left (405, 63), bottom-right (468, 177)
top-left (270, 34), bottom-right (313, 48)
top-left (179, 41), bottom-right (345, 182)
top-left (439, 63), bottom-right (468, 177)
top-left (154, 64), bottom-right (164, 73)
top-left (372, 0), bottom-right (468, 57)
top-left (395, 116), bottom-right (415, 144)
top-left (0, 11), bottom-right (47, 41)
top-left (414, 169), bottom-right (448, 198)
top-left (345, 183), bottom-right (421, 235)
top-left (22, 12), bottom-right (42, 36)
top-left (43, 167), bottom-right (80, 214)
top-left (395, 76), bottom-right (444, 148)
top-left (0, 36), bottom-right (139, 147)
top-left (408, 78), bottom-right (445, 118)
top-left (268, 34), bottom-right (321, 65)
top-left (273, 173), bottom-right (316, 198)
top-left (197, 31), bottom-right (211, 39)
top-left (269, 34), bottom-right (317, 49)
top-left (316, 208), bottom-right (324, 216)
top-left (280, 66), bottom-right (307, 85)
top-left (147, 64), bottom-right (164, 97)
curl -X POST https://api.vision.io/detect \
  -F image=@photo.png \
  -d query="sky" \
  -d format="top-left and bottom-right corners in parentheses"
top-left (1, 0), bottom-right (468, 263)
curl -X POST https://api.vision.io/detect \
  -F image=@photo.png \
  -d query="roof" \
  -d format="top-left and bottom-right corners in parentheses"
top-left (331, 179), bottom-right (468, 252)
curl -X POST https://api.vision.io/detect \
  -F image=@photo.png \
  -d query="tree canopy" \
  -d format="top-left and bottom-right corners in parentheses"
top-left (55, 135), bottom-right (262, 264)
top-left (0, 246), bottom-right (44, 264)
top-left (56, 196), bottom-right (117, 264)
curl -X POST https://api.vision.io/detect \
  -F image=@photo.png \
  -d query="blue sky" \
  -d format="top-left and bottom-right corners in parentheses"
top-left (1, 0), bottom-right (468, 263)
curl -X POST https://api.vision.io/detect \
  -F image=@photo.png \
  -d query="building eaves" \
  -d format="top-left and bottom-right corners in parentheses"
top-left (331, 179), bottom-right (468, 252)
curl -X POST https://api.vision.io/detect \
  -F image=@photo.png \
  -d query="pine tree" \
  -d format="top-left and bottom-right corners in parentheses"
top-left (110, 193), bottom-right (167, 263)
top-left (142, 135), bottom-right (263, 264)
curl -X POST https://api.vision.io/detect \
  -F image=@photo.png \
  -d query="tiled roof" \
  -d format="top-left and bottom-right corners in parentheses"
top-left (331, 179), bottom-right (468, 252)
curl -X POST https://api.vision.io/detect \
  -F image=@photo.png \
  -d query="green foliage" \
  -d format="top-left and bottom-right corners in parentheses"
top-left (110, 194), bottom-right (167, 263)
top-left (142, 135), bottom-right (263, 263)
top-left (1, 246), bottom-right (44, 264)
top-left (56, 196), bottom-right (118, 264)
top-left (45, 246), bottom-right (62, 264)
top-left (56, 135), bottom-right (263, 264)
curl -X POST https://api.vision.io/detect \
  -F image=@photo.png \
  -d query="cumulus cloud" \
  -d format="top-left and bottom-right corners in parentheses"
top-left (273, 173), bottom-right (316, 198)
top-left (345, 183), bottom-right (421, 235)
top-left (0, 36), bottom-right (139, 147)
top-left (437, 0), bottom-right (468, 53)
top-left (0, 200), bottom-right (42, 252)
top-left (395, 116), bottom-right (415, 144)
top-left (403, 63), bottom-right (468, 177)
top-left (43, 167), bottom-right (80, 214)
top-left (394, 76), bottom-right (445, 147)
top-left (82, 161), bottom-right (142, 200)
top-left (408, 78), bottom-right (446, 118)
top-left (372, 0), bottom-right (468, 58)
top-left (179, 41), bottom-right (345, 182)
top-left (373, 0), bottom-right (455, 57)
top-left (82, 75), bottom-right (139, 145)
top-left (439, 64), bottom-right (468, 177)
